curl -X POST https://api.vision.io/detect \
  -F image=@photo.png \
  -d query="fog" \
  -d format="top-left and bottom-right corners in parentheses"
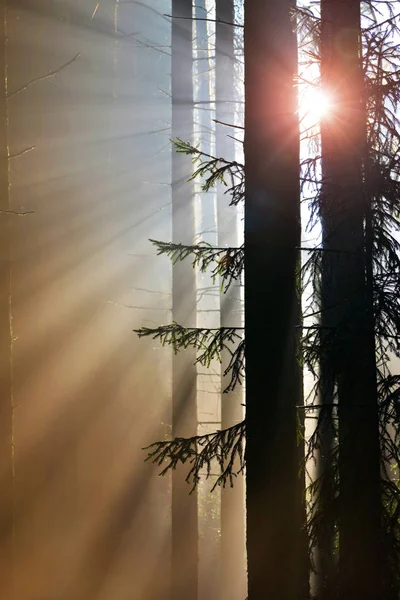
top-left (0, 1), bottom-right (246, 599)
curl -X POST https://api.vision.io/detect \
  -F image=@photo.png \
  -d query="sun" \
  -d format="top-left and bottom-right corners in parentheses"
top-left (298, 88), bottom-right (332, 126)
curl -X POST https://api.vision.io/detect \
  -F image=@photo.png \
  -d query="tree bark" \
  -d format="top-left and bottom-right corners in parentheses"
top-left (216, 3), bottom-right (246, 599)
top-left (244, 1), bottom-right (302, 598)
top-left (0, 3), bottom-right (14, 597)
top-left (319, 1), bottom-right (383, 598)
top-left (171, 2), bottom-right (198, 598)
top-left (315, 3), bottom-right (338, 597)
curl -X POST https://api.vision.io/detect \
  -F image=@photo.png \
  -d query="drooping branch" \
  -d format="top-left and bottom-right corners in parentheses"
top-left (223, 339), bottom-right (245, 393)
top-left (144, 420), bottom-right (246, 492)
top-left (150, 239), bottom-right (244, 292)
top-left (134, 323), bottom-right (245, 391)
top-left (173, 138), bottom-right (245, 205)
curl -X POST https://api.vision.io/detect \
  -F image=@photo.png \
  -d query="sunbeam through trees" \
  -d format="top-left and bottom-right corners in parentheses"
top-left (2, 1), bottom-right (400, 599)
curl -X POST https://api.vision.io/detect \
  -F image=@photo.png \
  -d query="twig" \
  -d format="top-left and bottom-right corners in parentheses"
top-left (214, 119), bottom-right (245, 130)
top-left (164, 14), bottom-right (243, 28)
top-left (8, 146), bottom-right (35, 160)
top-left (8, 54), bottom-right (80, 99)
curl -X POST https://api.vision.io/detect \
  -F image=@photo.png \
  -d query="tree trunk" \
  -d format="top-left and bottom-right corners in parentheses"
top-left (193, 4), bottom-right (220, 599)
top-left (0, 3), bottom-right (14, 597)
top-left (215, 3), bottom-right (246, 599)
top-left (319, 1), bottom-right (382, 598)
top-left (171, 2), bottom-right (198, 598)
top-left (314, 3), bottom-right (338, 597)
top-left (244, 0), bottom-right (302, 598)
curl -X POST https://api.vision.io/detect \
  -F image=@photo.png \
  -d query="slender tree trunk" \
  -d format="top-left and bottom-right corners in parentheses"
top-left (296, 369), bottom-right (310, 600)
top-left (295, 293), bottom-right (309, 600)
top-left (171, 2), bottom-right (198, 598)
top-left (215, 3), bottom-right (246, 599)
top-left (0, 3), bottom-right (14, 597)
top-left (244, 0), bottom-right (302, 598)
top-left (320, 1), bottom-right (383, 598)
top-left (315, 3), bottom-right (338, 597)
top-left (193, 5), bottom-right (220, 599)
top-left (194, 0), bottom-right (211, 157)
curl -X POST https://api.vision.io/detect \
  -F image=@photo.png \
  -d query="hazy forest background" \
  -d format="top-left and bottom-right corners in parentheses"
top-left (0, 0), bottom-right (245, 598)
top-left (0, 1), bottom-right (177, 598)
top-left (2, 1), bottom-right (400, 600)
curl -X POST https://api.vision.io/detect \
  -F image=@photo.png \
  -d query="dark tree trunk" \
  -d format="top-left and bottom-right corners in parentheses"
top-left (319, 1), bottom-right (383, 598)
top-left (315, 3), bottom-right (338, 597)
top-left (295, 318), bottom-right (310, 600)
top-left (215, 3), bottom-right (246, 599)
top-left (244, 0), bottom-right (302, 598)
top-left (171, 2), bottom-right (198, 598)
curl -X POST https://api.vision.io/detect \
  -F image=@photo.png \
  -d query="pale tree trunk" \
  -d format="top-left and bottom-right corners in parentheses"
top-left (215, 2), bottom-right (246, 599)
top-left (244, 0), bottom-right (303, 598)
top-left (171, 1), bottom-right (198, 599)
top-left (193, 4), bottom-right (220, 599)
top-left (0, 2), bottom-right (14, 597)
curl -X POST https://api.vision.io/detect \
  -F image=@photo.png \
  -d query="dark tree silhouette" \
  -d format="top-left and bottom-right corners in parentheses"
top-left (299, 2), bottom-right (400, 597)
top-left (320, 3), bottom-right (382, 598)
top-left (244, 0), bottom-right (304, 598)
top-left (138, 2), bottom-right (400, 599)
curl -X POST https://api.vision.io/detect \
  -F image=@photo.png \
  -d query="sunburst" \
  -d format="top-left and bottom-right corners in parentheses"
top-left (299, 88), bottom-right (332, 127)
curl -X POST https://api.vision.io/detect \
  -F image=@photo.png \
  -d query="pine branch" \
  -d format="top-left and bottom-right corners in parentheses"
top-left (172, 138), bottom-right (245, 205)
top-left (144, 420), bottom-right (246, 492)
top-left (134, 323), bottom-right (245, 391)
top-left (150, 239), bottom-right (244, 292)
top-left (223, 339), bottom-right (245, 393)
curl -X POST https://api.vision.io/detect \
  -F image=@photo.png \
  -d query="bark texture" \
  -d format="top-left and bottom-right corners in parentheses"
top-left (244, 1), bottom-right (303, 597)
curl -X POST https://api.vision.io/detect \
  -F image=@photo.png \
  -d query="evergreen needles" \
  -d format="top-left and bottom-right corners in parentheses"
top-left (138, 2), bottom-right (400, 596)
top-left (144, 420), bottom-right (246, 492)
top-left (149, 239), bottom-right (244, 292)
top-left (134, 323), bottom-right (245, 392)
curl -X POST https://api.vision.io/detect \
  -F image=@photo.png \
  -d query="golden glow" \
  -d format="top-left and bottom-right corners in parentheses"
top-left (299, 88), bottom-right (332, 126)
